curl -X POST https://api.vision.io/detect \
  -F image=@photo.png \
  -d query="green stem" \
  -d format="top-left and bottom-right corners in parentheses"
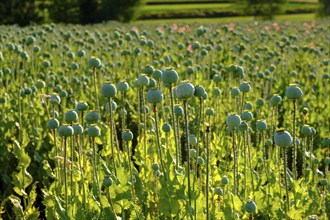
top-left (183, 100), bottom-right (192, 214)
top-left (206, 126), bottom-right (210, 220)
top-left (92, 138), bottom-right (100, 199)
top-left (64, 138), bottom-right (68, 214)
top-left (233, 129), bottom-right (238, 195)
top-left (292, 100), bottom-right (297, 180)
top-left (93, 67), bottom-right (100, 113)
top-left (127, 141), bottom-right (135, 201)
top-left (169, 85), bottom-right (179, 170)
top-left (76, 136), bottom-right (86, 215)
top-left (109, 98), bottom-right (117, 176)
top-left (284, 146), bottom-right (290, 212)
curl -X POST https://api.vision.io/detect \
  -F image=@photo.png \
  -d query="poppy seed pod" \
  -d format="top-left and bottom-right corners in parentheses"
top-left (241, 111), bottom-right (253, 121)
top-left (146, 89), bottom-right (163, 104)
top-left (214, 187), bottom-right (223, 196)
top-left (137, 75), bottom-right (150, 87)
top-left (270, 94), bottom-right (282, 107)
top-left (144, 65), bottom-right (154, 76)
top-left (212, 88), bottom-right (221, 97)
top-left (256, 120), bottom-right (267, 131)
top-left (176, 82), bottom-right (195, 100)
top-left (230, 87), bottom-right (240, 96)
top-left (103, 177), bottom-right (113, 187)
top-left (285, 84), bottom-right (303, 99)
top-left (50, 94), bottom-right (61, 105)
top-left (76, 101), bottom-right (89, 112)
top-left (102, 83), bottom-right (117, 98)
top-left (274, 129), bottom-right (292, 147)
top-left (189, 135), bottom-right (198, 146)
top-left (226, 114), bottom-right (241, 130)
top-left (48, 119), bottom-right (59, 129)
top-left (174, 105), bottom-right (184, 117)
top-left (122, 130), bottom-right (133, 141)
top-left (162, 68), bottom-right (179, 85)
top-left (72, 123), bottom-right (83, 135)
top-left (88, 125), bottom-right (101, 137)
top-left (239, 121), bottom-right (248, 132)
top-left (88, 57), bottom-right (101, 69)
top-left (301, 125), bottom-right (312, 136)
top-left (205, 108), bottom-right (214, 116)
top-left (58, 125), bottom-right (74, 137)
top-left (117, 81), bottom-right (129, 92)
top-left (86, 111), bottom-right (99, 124)
top-left (152, 69), bottom-right (162, 80)
top-left (194, 85), bottom-right (205, 98)
top-left (245, 200), bottom-right (257, 213)
top-left (162, 123), bottom-right (171, 133)
top-left (65, 110), bottom-right (78, 124)
top-left (239, 81), bottom-right (251, 93)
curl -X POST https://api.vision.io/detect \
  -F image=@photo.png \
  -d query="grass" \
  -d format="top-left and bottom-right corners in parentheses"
top-left (134, 13), bottom-right (316, 24)
top-left (140, 2), bottom-right (319, 16)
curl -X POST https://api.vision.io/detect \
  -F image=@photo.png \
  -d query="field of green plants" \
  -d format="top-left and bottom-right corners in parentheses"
top-left (0, 19), bottom-right (329, 220)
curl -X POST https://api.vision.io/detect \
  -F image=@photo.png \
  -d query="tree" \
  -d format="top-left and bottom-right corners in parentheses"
top-left (318, 0), bottom-right (330, 17)
top-left (101, 0), bottom-right (144, 22)
top-left (49, 0), bottom-right (80, 24)
top-left (245, 0), bottom-right (287, 20)
top-left (79, 0), bottom-right (100, 24)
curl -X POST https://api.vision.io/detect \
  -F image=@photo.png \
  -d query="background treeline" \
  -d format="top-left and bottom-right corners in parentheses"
top-left (0, 0), bottom-right (144, 26)
top-left (0, 0), bottom-right (328, 26)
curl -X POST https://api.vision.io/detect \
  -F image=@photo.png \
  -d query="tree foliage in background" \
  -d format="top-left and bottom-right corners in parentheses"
top-left (318, 0), bottom-right (330, 17)
top-left (0, 0), bottom-right (144, 26)
top-left (245, 0), bottom-right (288, 20)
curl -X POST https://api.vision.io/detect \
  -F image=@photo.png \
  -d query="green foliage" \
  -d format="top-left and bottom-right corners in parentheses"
top-left (244, 0), bottom-right (288, 20)
top-left (318, 0), bottom-right (330, 17)
top-left (102, 0), bottom-right (145, 22)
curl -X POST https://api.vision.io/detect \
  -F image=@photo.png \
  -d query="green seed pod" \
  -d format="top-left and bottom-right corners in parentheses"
top-left (194, 85), bottom-right (205, 98)
top-left (146, 89), bottom-right (163, 104)
top-left (230, 87), bottom-right (240, 96)
top-left (239, 121), bottom-right (248, 132)
top-left (189, 135), bottom-right (198, 146)
top-left (214, 187), bottom-right (223, 196)
top-left (73, 124), bottom-right (83, 135)
top-left (205, 108), bottom-right (214, 116)
top-left (265, 139), bottom-right (273, 147)
top-left (88, 125), bottom-right (101, 137)
top-left (35, 80), bottom-right (46, 89)
top-left (256, 98), bottom-right (265, 107)
top-left (144, 65), bottom-right (154, 76)
top-left (162, 123), bottom-right (171, 133)
top-left (48, 119), bottom-right (59, 129)
top-left (65, 110), bottom-right (78, 124)
top-left (212, 88), bottom-right (221, 97)
top-left (221, 176), bottom-right (229, 185)
top-left (197, 157), bottom-right (204, 165)
top-left (244, 102), bottom-right (253, 110)
top-left (245, 200), bottom-right (257, 213)
top-left (226, 114), bottom-right (241, 130)
top-left (319, 179), bottom-right (328, 187)
top-left (137, 74), bottom-right (150, 87)
top-left (274, 129), bottom-right (292, 147)
top-left (102, 83), bottom-right (117, 98)
top-left (86, 111), bottom-right (99, 124)
top-left (122, 129), bottom-right (133, 142)
top-left (76, 101), bottom-right (89, 112)
top-left (152, 163), bottom-right (159, 171)
top-left (213, 75), bottom-right (222, 83)
top-left (103, 177), bottom-right (113, 187)
top-left (152, 69), bottom-right (162, 80)
top-left (174, 105), bottom-right (184, 117)
top-left (239, 81), bottom-right (251, 93)
top-left (324, 157), bottom-right (330, 165)
top-left (176, 81), bottom-right (195, 100)
top-left (285, 84), bottom-right (303, 99)
top-left (270, 94), bottom-right (282, 107)
top-left (162, 68), bottom-right (179, 85)
top-left (256, 120), bottom-right (267, 131)
top-left (58, 125), bottom-right (74, 137)
top-left (88, 57), bottom-right (102, 69)
top-left (190, 149), bottom-right (197, 158)
top-left (301, 125), bottom-right (312, 136)
top-left (117, 81), bottom-right (129, 92)
top-left (241, 111), bottom-right (253, 121)
top-left (49, 94), bottom-right (61, 105)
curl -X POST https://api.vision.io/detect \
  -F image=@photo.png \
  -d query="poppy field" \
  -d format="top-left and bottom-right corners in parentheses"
top-left (0, 20), bottom-right (329, 219)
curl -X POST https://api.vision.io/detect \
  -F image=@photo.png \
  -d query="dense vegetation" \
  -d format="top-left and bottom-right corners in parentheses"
top-left (0, 19), bottom-right (329, 219)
